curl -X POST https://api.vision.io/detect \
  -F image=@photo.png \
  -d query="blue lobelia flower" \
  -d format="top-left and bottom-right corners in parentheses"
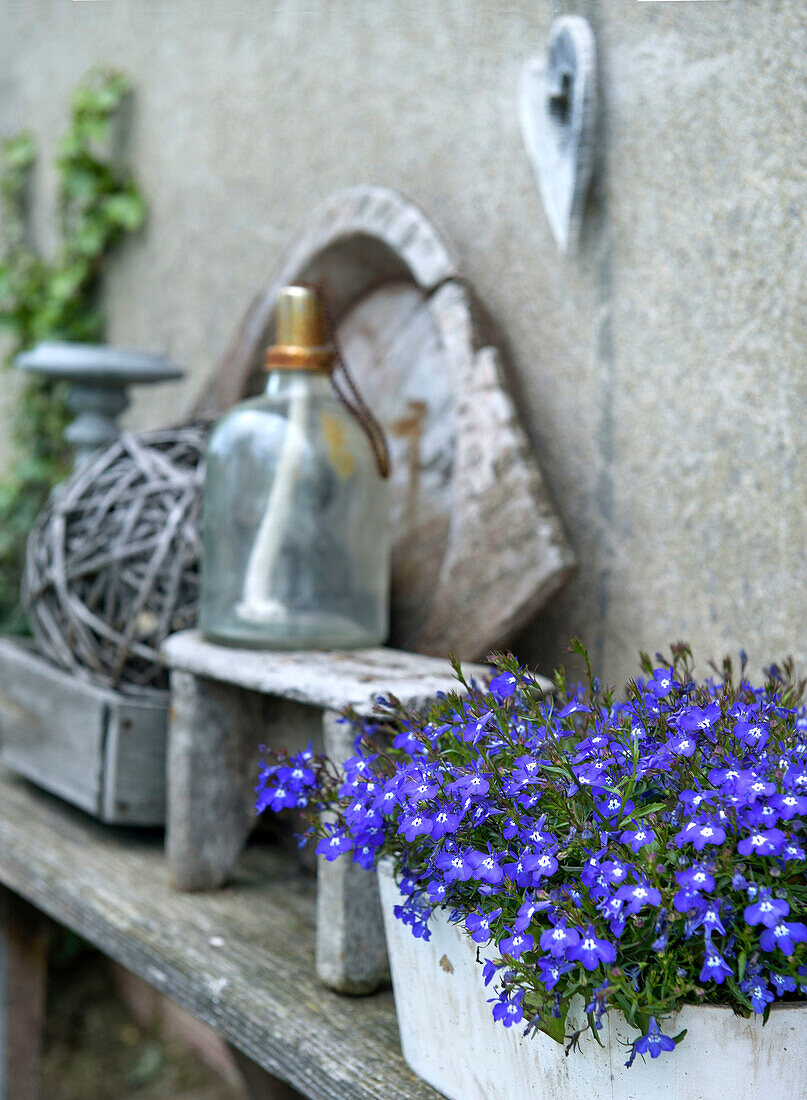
top-left (465, 907), bottom-right (502, 944)
top-left (352, 838), bottom-right (381, 870)
top-left (771, 791), bottom-right (807, 819)
top-left (490, 988), bottom-right (524, 1027)
top-left (537, 955), bottom-right (574, 991)
top-left (674, 820), bottom-right (726, 851)
top-left (434, 845), bottom-right (475, 883)
top-left (502, 850), bottom-right (545, 888)
top-left (770, 971), bottom-right (797, 996)
top-left (514, 895), bottom-right (542, 932)
top-left (699, 945), bottom-right (733, 984)
top-left (676, 865), bottom-right (716, 893)
top-left (646, 668), bottom-right (678, 699)
top-left (734, 720), bottom-right (769, 749)
top-left (740, 976), bottom-right (775, 1013)
top-left (696, 903), bottom-right (727, 936)
top-left (398, 811), bottom-right (433, 843)
top-left (595, 793), bottom-right (635, 821)
top-left (482, 958), bottom-right (500, 986)
top-left (255, 782), bottom-right (299, 814)
top-left (743, 889), bottom-right (789, 928)
top-left (737, 828), bottom-right (787, 857)
top-left (632, 1017), bottom-right (676, 1060)
top-left (430, 806), bottom-right (462, 840)
top-left (557, 699), bottom-right (592, 719)
top-left (539, 918), bottom-right (581, 958)
top-left (489, 670), bottom-right (519, 700)
top-left (498, 928), bottom-right (535, 959)
top-left (425, 879), bottom-right (448, 902)
top-left (568, 926), bottom-right (617, 970)
top-left (667, 733), bottom-right (698, 758)
top-left (462, 711), bottom-right (494, 745)
top-left (620, 825), bottom-right (655, 852)
top-left (615, 880), bottom-right (662, 915)
top-left (783, 840), bottom-right (807, 861)
top-left (601, 858), bottom-right (632, 886)
top-left (467, 846), bottom-right (505, 886)
top-left (679, 704), bottom-right (721, 734)
top-left (447, 766), bottom-right (491, 798)
top-left (316, 827), bottom-right (353, 860)
top-left (759, 920), bottom-right (807, 956)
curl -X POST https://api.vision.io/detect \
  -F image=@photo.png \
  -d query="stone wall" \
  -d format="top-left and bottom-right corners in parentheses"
top-left (2, 0), bottom-right (805, 685)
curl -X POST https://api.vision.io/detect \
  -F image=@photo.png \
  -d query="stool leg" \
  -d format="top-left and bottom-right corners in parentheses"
top-left (0, 890), bottom-right (48, 1100)
top-left (229, 1046), bottom-right (304, 1100)
top-left (167, 671), bottom-right (262, 890)
top-left (315, 709), bottom-right (389, 994)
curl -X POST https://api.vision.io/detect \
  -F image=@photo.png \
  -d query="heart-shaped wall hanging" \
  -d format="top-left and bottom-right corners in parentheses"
top-left (519, 15), bottom-right (597, 255)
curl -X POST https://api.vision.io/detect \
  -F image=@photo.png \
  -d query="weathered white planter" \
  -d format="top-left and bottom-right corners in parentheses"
top-left (378, 864), bottom-right (807, 1100)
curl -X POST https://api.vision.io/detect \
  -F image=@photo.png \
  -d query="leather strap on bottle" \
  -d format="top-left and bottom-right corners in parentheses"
top-left (294, 282), bottom-right (391, 480)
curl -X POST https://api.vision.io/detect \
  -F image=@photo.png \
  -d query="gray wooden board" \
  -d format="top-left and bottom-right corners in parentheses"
top-left (163, 629), bottom-right (555, 715)
top-left (0, 639), bottom-right (106, 816)
top-left (0, 638), bottom-right (167, 825)
top-left (0, 766), bottom-right (439, 1100)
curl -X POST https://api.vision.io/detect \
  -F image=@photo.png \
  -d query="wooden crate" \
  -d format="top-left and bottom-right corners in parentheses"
top-left (0, 638), bottom-right (166, 825)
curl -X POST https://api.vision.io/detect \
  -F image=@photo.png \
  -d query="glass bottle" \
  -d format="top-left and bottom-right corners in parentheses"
top-left (200, 285), bottom-right (390, 648)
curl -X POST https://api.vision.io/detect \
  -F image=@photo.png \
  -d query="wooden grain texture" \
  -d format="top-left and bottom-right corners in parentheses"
top-left (0, 639), bottom-right (106, 816)
top-left (167, 671), bottom-right (322, 891)
top-left (0, 767), bottom-right (439, 1100)
top-left (190, 184), bottom-right (575, 660)
top-left (163, 630), bottom-right (500, 714)
top-left (0, 638), bottom-right (167, 825)
top-left (315, 711), bottom-right (390, 994)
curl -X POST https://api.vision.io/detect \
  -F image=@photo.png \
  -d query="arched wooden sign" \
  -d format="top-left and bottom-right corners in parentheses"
top-left (195, 186), bottom-right (574, 659)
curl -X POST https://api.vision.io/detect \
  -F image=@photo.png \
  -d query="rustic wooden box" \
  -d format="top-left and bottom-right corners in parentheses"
top-left (0, 638), bottom-right (167, 825)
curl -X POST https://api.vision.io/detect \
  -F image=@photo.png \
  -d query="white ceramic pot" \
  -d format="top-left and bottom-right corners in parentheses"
top-left (378, 864), bottom-right (807, 1100)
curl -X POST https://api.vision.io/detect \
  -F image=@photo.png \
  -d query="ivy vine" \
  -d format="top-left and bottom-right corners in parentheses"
top-left (0, 68), bottom-right (145, 631)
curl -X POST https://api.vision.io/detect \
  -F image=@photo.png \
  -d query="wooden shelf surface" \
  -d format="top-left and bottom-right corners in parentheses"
top-left (0, 767), bottom-right (439, 1100)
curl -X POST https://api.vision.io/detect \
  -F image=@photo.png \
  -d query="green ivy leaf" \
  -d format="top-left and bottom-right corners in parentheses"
top-left (49, 262), bottom-right (90, 303)
top-left (1, 133), bottom-right (36, 170)
top-left (0, 66), bottom-right (145, 631)
top-left (104, 191), bottom-right (145, 231)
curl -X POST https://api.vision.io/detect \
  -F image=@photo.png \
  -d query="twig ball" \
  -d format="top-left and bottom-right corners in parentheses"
top-left (23, 424), bottom-right (209, 695)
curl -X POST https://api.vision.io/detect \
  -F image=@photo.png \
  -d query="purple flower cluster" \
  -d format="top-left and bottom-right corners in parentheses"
top-left (256, 645), bottom-right (807, 1065)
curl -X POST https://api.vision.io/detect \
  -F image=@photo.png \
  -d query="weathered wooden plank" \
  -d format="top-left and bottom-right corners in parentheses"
top-left (103, 692), bottom-right (167, 824)
top-left (0, 638), bottom-right (107, 816)
top-left (0, 638), bottom-right (168, 825)
top-left (162, 629), bottom-right (501, 715)
top-left (0, 767), bottom-right (439, 1100)
top-left (166, 671), bottom-right (322, 891)
top-left (315, 710), bottom-right (390, 994)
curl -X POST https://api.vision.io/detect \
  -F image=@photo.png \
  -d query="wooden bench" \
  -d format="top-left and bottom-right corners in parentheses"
top-left (0, 765), bottom-right (440, 1100)
top-left (0, 185), bottom-right (569, 1096)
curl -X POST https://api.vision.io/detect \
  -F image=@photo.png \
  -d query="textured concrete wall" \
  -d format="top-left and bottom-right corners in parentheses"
top-left (1, 0), bottom-right (805, 686)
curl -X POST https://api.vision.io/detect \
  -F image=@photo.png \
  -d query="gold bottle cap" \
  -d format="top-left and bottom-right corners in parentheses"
top-left (264, 285), bottom-right (334, 372)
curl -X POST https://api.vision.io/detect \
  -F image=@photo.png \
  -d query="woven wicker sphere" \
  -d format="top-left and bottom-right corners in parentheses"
top-left (23, 424), bottom-right (209, 696)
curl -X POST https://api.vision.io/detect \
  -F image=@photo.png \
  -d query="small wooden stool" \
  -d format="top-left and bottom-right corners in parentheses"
top-left (165, 186), bottom-right (570, 997)
top-left (162, 629), bottom-right (491, 994)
